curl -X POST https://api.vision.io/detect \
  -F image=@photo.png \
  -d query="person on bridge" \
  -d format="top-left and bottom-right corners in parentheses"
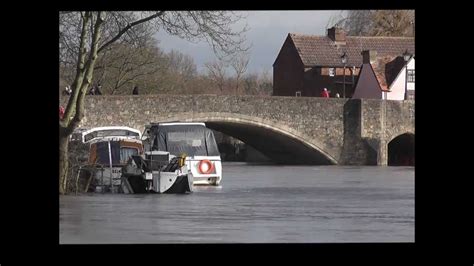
top-left (88, 86), bottom-right (96, 95)
top-left (89, 84), bottom-right (102, 95)
top-left (63, 85), bottom-right (72, 95)
top-left (59, 106), bottom-right (65, 119)
top-left (321, 88), bottom-right (330, 98)
top-left (95, 84), bottom-right (102, 95)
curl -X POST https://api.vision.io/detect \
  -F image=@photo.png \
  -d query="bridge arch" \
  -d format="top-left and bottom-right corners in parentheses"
top-left (148, 112), bottom-right (338, 165)
top-left (388, 132), bottom-right (415, 166)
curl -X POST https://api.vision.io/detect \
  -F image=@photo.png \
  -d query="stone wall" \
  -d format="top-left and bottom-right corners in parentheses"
top-left (61, 95), bottom-right (414, 165)
top-left (359, 99), bottom-right (415, 165)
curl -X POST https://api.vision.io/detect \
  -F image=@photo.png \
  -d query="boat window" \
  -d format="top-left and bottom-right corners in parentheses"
top-left (120, 147), bottom-right (139, 164)
top-left (92, 142), bottom-right (139, 165)
top-left (166, 131), bottom-right (207, 156)
top-left (94, 141), bottom-right (119, 165)
top-left (149, 124), bottom-right (220, 156)
top-left (168, 132), bottom-right (202, 147)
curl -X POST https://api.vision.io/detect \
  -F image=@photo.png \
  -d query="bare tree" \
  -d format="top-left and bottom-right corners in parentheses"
top-left (371, 10), bottom-right (414, 37)
top-left (243, 73), bottom-right (258, 95)
top-left (163, 50), bottom-right (198, 93)
top-left (140, 49), bottom-right (199, 94)
top-left (59, 11), bottom-right (248, 194)
top-left (325, 10), bottom-right (347, 30)
top-left (241, 68), bottom-right (272, 96)
top-left (205, 60), bottom-right (228, 93)
top-left (94, 42), bottom-right (165, 94)
top-left (328, 10), bottom-right (414, 37)
top-left (155, 11), bottom-right (249, 60)
top-left (258, 69), bottom-right (273, 96)
top-left (231, 54), bottom-right (249, 95)
top-left (186, 75), bottom-right (216, 95)
top-left (342, 10), bottom-right (375, 36)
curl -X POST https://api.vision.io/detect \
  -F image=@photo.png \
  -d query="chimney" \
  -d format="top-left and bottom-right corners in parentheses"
top-left (362, 50), bottom-right (377, 64)
top-left (327, 27), bottom-right (346, 44)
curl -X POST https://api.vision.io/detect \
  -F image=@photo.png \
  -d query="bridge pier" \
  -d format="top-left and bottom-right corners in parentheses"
top-left (376, 140), bottom-right (388, 166)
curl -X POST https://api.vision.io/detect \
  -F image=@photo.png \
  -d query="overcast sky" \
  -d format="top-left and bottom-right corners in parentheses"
top-left (154, 11), bottom-right (344, 75)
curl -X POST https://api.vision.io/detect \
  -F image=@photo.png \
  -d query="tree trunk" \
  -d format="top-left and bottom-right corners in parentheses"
top-left (59, 135), bottom-right (69, 194)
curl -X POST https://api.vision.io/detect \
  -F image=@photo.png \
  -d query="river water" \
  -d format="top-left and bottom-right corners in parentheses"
top-left (60, 163), bottom-right (414, 243)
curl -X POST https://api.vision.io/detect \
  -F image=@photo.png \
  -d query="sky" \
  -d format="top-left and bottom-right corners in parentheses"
top-left (154, 11), bottom-right (344, 75)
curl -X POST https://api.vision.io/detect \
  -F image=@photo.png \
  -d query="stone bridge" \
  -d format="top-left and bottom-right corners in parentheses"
top-left (62, 95), bottom-right (414, 165)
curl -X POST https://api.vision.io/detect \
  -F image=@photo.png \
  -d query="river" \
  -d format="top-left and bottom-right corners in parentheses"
top-left (60, 163), bottom-right (414, 243)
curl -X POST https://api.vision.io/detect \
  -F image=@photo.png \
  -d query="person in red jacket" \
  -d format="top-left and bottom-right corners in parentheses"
top-left (59, 106), bottom-right (65, 119)
top-left (321, 88), bottom-right (330, 98)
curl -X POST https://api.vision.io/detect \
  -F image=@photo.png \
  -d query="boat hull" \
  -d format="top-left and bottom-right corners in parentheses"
top-left (122, 172), bottom-right (193, 194)
top-left (163, 175), bottom-right (193, 194)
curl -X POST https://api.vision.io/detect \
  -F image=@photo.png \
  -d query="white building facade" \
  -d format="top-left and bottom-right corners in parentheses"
top-left (383, 57), bottom-right (415, 100)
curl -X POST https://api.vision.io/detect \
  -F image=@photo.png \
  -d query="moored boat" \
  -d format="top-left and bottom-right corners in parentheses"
top-left (78, 126), bottom-right (143, 193)
top-left (121, 151), bottom-right (193, 194)
top-left (142, 122), bottom-right (223, 186)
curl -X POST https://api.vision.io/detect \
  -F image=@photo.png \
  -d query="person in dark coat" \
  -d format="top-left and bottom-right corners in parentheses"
top-left (88, 86), bottom-right (96, 95)
top-left (95, 84), bottom-right (102, 95)
top-left (89, 84), bottom-right (102, 95)
top-left (132, 86), bottom-right (139, 95)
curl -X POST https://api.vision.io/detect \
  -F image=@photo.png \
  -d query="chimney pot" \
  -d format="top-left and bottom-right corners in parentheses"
top-left (362, 50), bottom-right (377, 64)
top-left (328, 27), bottom-right (346, 43)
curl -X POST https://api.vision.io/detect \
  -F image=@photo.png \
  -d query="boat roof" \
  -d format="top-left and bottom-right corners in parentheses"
top-left (82, 126), bottom-right (141, 136)
top-left (82, 126), bottom-right (142, 143)
top-left (153, 122), bottom-right (206, 126)
top-left (88, 137), bottom-right (143, 145)
top-left (72, 127), bottom-right (90, 133)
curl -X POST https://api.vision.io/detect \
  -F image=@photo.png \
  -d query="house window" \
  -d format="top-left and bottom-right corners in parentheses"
top-left (295, 91), bottom-right (301, 97)
top-left (329, 68), bottom-right (335, 77)
top-left (407, 69), bottom-right (415, 83)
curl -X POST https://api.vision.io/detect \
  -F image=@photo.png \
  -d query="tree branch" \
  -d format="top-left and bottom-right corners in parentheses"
top-left (98, 11), bottom-right (165, 53)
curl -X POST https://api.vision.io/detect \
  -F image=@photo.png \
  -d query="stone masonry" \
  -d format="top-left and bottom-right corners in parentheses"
top-left (60, 95), bottom-right (414, 165)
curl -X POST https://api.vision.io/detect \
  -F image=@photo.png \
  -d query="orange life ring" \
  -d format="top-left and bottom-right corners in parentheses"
top-left (198, 159), bottom-right (214, 174)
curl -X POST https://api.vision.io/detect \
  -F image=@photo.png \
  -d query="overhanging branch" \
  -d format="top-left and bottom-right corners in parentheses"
top-left (98, 11), bottom-right (165, 54)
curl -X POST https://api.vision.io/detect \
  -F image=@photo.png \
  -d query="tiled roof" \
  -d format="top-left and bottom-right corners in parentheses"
top-left (371, 56), bottom-right (406, 91)
top-left (289, 33), bottom-right (415, 67)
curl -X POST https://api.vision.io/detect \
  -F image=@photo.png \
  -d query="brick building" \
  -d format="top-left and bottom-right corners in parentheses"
top-left (272, 27), bottom-right (415, 98)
